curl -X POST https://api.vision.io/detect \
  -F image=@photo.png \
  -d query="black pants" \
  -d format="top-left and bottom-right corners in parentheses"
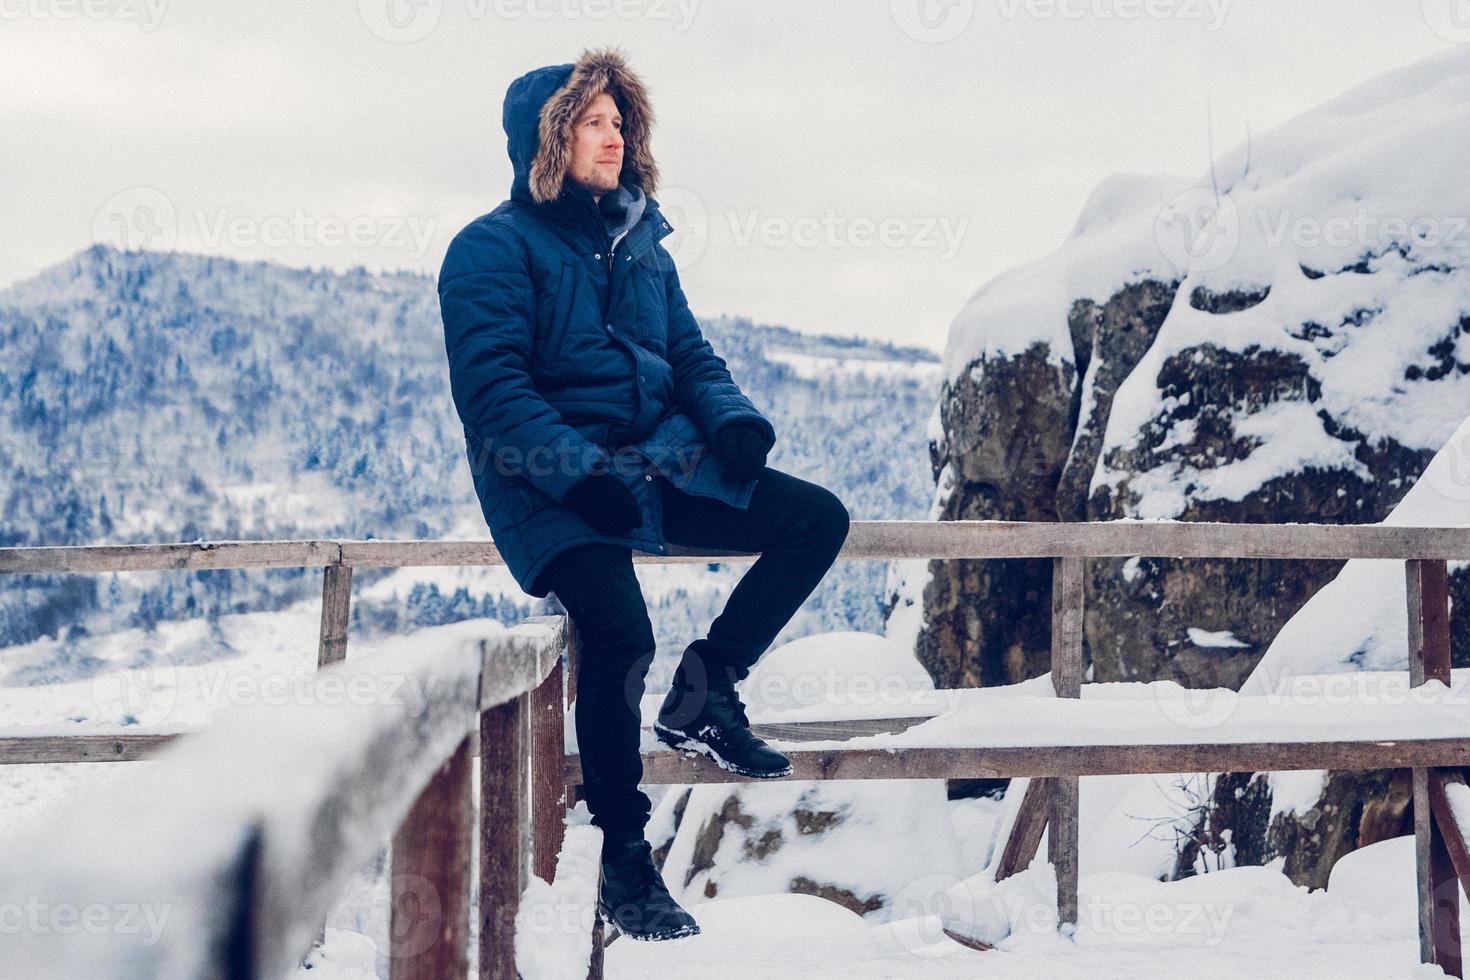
top-left (538, 464), bottom-right (850, 843)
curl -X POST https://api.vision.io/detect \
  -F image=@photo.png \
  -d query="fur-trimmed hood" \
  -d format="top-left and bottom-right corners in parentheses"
top-left (501, 46), bottom-right (660, 206)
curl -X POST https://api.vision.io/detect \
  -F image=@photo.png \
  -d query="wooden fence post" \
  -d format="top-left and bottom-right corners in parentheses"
top-left (306, 561), bottom-right (354, 961)
top-left (1050, 556), bottom-right (1083, 933)
top-left (318, 564), bottom-right (352, 668)
top-left (531, 651), bottom-right (567, 884)
top-left (390, 735), bottom-right (473, 980)
top-left (481, 682), bottom-right (529, 980)
top-left (1408, 558), bottom-right (1461, 976)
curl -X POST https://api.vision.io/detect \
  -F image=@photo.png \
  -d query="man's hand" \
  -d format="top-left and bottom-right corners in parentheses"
top-left (713, 420), bottom-right (774, 481)
top-left (563, 470), bottom-right (644, 534)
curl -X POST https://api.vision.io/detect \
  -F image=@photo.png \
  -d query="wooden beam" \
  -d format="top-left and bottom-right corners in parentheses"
top-left (1409, 559), bottom-right (1460, 976)
top-left (567, 737), bottom-right (1470, 784)
top-left (480, 690), bottom-right (529, 980)
top-left (994, 777), bottom-right (1050, 881)
top-left (317, 564), bottom-right (353, 668)
top-left (530, 658), bottom-right (567, 885)
top-left (1430, 769), bottom-right (1470, 889)
top-left (14, 520), bottom-right (1470, 576)
top-left (1050, 556), bottom-right (1084, 931)
top-left (0, 732), bottom-right (182, 763)
top-left (745, 716), bottom-right (936, 742)
top-left (391, 735), bottom-right (473, 980)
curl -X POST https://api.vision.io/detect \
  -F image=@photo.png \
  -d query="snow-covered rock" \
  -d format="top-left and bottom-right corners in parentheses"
top-left (911, 46), bottom-right (1470, 693)
top-left (651, 631), bottom-right (965, 920)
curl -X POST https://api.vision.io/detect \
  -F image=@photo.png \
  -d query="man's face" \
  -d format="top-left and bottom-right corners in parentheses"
top-left (567, 91), bottom-right (624, 201)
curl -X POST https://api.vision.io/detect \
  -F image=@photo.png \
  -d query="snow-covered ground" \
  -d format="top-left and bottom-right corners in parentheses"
top-left (1, 608), bottom-right (1456, 977)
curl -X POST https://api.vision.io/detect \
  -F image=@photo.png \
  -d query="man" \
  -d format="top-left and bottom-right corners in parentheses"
top-left (437, 46), bottom-right (850, 941)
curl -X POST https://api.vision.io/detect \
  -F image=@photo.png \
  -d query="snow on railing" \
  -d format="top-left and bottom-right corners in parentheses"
top-left (0, 614), bottom-right (565, 980)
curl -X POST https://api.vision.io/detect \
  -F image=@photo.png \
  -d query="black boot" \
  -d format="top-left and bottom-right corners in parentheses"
top-left (597, 837), bottom-right (700, 941)
top-left (653, 662), bottom-right (793, 779)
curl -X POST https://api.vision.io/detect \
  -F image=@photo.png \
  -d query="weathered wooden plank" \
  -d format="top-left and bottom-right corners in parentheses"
top-left (391, 735), bottom-right (473, 980)
top-left (0, 539), bottom-right (340, 574)
top-left (1429, 763), bottom-right (1470, 976)
top-left (994, 777), bottom-right (1050, 881)
top-left (0, 732), bottom-right (182, 763)
top-left (478, 617), bottom-right (564, 713)
top-left (569, 738), bottom-right (1470, 784)
top-left (1408, 559), bottom-right (1452, 688)
top-left (747, 716), bottom-right (936, 741)
top-left (1409, 559), bottom-right (1459, 974)
top-left (14, 521), bottom-right (1470, 576)
top-left (318, 564), bottom-right (353, 667)
top-left (1430, 769), bottom-right (1470, 891)
top-left (531, 658), bottom-right (567, 885)
top-left (1050, 556), bottom-right (1084, 930)
top-left (481, 690), bottom-right (529, 980)
top-left (0, 712), bottom-right (920, 766)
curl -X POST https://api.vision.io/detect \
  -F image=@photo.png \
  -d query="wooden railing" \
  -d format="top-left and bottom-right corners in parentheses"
top-left (4, 519), bottom-right (1470, 975)
top-left (0, 613), bottom-right (565, 978)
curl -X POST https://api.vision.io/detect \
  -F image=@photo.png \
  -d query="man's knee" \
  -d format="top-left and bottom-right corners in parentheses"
top-left (810, 486), bottom-right (851, 555)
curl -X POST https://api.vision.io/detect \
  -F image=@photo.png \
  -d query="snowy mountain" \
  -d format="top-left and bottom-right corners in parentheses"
top-left (0, 243), bottom-right (939, 685)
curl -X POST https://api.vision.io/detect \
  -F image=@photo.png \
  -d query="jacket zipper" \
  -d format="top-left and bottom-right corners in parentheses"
top-left (608, 226), bottom-right (631, 275)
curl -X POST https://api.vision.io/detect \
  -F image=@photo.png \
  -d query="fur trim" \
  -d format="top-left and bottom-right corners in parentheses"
top-left (529, 46), bottom-right (660, 204)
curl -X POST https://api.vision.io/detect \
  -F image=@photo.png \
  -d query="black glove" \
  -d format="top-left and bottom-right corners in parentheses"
top-left (563, 471), bottom-right (644, 535)
top-left (713, 420), bottom-right (773, 481)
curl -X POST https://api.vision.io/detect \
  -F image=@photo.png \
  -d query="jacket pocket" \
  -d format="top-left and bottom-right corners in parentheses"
top-left (539, 260), bottom-right (580, 362)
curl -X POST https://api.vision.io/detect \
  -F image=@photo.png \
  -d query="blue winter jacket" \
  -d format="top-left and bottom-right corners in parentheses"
top-left (438, 59), bottom-right (777, 597)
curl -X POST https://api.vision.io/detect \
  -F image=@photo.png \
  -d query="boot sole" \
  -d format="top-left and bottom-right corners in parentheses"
top-left (652, 721), bottom-right (794, 779)
top-left (597, 900), bottom-right (701, 941)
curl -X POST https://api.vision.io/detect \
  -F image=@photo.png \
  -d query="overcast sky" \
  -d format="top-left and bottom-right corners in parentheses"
top-left (0, 0), bottom-right (1461, 353)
